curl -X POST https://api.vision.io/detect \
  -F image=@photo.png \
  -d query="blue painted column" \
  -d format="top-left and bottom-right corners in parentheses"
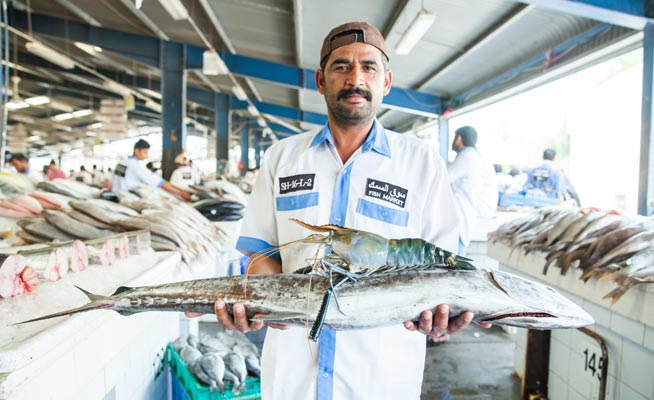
top-left (439, 117), bottom-right (450, 164)
top-left (254, 130), bottom-right (261, 169)
top-left (240, 123), bottom-right (249, 176)
top-left (640, 22), bottom-right (654, 216)
top-left (161, 41), bottom-right (186, 180)
top-left (214, 93), bottom-right (229, 177)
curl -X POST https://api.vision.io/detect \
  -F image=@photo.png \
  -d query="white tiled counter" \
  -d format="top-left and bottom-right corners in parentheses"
top-left (488, 242), bottom-right (654, 400)
top-left (0, 250), bottom-right (197, 400)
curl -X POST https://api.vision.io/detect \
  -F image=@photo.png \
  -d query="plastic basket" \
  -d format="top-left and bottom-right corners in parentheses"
top-left (167, 344), bottom-right (261, 400)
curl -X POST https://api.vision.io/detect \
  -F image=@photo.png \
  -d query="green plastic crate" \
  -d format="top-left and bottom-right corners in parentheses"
top-left (167, 344), bottom-right (261, 400)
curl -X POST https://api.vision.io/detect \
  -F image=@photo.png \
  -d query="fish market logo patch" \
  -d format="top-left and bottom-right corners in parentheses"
top-left (365, 178), bottom-right (408, 208)
top-left (279, 174), bottom-right (315, 194)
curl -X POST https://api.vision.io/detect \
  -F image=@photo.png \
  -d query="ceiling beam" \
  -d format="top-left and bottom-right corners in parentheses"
top-left (11, 9), bottom-right (443, 116)
top-left (519, 0), bottom-right (652, 30)
top-left (54, 0), bottom-right (101, 27)
top-left (448, 23), bottom-right (613, 108)
top-left (117, 0), bottom-right (170, 40)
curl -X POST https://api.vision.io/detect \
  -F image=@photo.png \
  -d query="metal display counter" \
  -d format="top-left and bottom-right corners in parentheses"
top-left (0, 250), bottom-right (198, 400)
top-left (489, 242), bottom-right (654, 400)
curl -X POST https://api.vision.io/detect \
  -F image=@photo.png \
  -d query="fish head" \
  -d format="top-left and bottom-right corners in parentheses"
top-left (487, 270), bottom-right (595, 329)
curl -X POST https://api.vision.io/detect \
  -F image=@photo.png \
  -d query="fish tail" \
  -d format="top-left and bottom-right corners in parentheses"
top-left (602, 283), bottom-right (633, 305)
top-left (12, 286), bottom-right (114, 325)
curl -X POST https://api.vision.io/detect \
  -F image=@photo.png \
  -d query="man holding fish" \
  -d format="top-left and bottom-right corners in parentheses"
top-left (215, 22), bottom-right (487, 399)
top-left (111, 139), bottom-right (191, 201)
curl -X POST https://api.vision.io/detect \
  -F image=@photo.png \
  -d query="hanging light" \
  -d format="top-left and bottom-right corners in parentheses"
top-left (395, 9), bottom-right (436, 55)
top-left (74, 42), bottom-right (103, 57)
top-left (25, 96), bottom-right (51, 106)
top-left (202, 48), bottom-right (229, 75)
top-left (25, 41), bottom-right (76, 69)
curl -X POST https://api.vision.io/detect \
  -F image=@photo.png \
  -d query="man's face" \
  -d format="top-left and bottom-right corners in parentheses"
top-left (10, 159), bottom-right (27, 173)
top-left (134, 148), bottom-right (149, 161)
top-left (316, 43), bottom-right (392, 125)
top-left (451, 134), bottom-right (464, 152)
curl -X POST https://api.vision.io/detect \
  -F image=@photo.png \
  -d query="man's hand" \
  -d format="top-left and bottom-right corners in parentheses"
top-left (403, 304), bottom-right (491, 342)
top-left (214, 300), bottom-right (289, 332)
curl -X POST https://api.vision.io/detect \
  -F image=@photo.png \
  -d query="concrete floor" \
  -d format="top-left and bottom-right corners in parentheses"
top-left (421, 324), bottom-right (522, 400)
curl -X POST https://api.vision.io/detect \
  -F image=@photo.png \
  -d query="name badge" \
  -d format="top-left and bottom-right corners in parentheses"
top-left (365, 178), bottom-right (408, 208)
top-left (279, 174), bottom-right (315, 194)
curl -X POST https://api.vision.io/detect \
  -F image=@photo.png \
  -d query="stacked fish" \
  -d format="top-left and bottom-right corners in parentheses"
top-left (0, 172), bottom-right (37, 196)
top-left (36, 180), bottom-right (102, 199)
top-left (172, 327), bottom-right (261, 396)
top-left (489, 206), bottom-right (654, 303)
top-left (188, 181), bottom-right (248, 206)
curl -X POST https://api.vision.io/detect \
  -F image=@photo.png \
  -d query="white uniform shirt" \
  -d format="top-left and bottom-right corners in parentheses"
top-left (111, 156), bottom-right (164, 192)
top-left (237, 119), bottom-right (459, 400)
top-left (447, 147), bottom-right (498, 246)
top-left (24, 167), bottom-right (43, 183)
top-left (170, 165), bottom-right (195, 188)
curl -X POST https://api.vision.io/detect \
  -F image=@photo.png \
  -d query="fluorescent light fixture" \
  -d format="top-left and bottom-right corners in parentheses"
top-left (27, 135), bottom-right (41, 142)
top-left (49, 100), bottom-right (74, 112)
top-left (232, 85), bottom-right (247, 101)
top-left (202, 48), bottom-right (229, 75)
top-left (6, 97), bottom-right (29, 110)
top-left (53, 124), bottom-right (72, 132)
top-left (25, 41), bottom-right (76, 69)
top-left (395, 9), bottom-right (436, 55)
top-left (103, 80), bottom-right (132, 96)
top-left (89, 122), bottom-right (102, 129)
top-left (9, 114), bottom-right (35, 124)
top-left (72, 109), bottom-right (93, 118)
top-left (158, 0), bottom-right (188, 20)
top-left (139, 88), bottom-right (162, 99)
top-left (74, 42), bottom-right (103, 56)
top-left (247, 104), bottom-right (260, 116)
top-left (25, 95), bottom-right (50, 106)
top-left (52, 112), bottom-right (74, 121)
top-left (145, 100), bottom-right (162, 113)
top-left (256, 117), bottom-right (266, 128)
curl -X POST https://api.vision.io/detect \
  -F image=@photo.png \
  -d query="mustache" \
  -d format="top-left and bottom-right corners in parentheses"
top-left (337, 87), bottom-right (372, 101)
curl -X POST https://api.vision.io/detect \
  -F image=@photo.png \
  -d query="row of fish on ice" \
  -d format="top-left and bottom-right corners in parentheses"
top-left (0, 178), bottom-right (228, 263)
top-left (488, 206), bottom-right (654, 303)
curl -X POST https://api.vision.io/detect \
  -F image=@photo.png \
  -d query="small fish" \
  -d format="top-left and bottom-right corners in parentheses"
top-left (199, 353), bottom-right (226, 393)
top-left (224, 352), bottom-right (248, 394)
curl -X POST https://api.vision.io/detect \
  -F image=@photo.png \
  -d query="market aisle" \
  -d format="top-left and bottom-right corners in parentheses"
top-left (421, 324), bottom-right (521, 399)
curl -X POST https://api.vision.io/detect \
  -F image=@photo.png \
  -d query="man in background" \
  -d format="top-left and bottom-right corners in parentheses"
top-left (447, 126), bottom-right (498, 256)
top-left (46, 159), bottom-right (66, 180)
top-left (170, 153), bottom-right (195, 189)
top-left (112, 139), bottom-right (191, 201)
top-left (9, 153), bottom-right (42, 183)
top-left (524, 148), bottom-right (564, 203)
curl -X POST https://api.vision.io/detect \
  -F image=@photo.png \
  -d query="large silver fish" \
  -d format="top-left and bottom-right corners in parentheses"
top-left (16, 268), bottom-right (594, 330)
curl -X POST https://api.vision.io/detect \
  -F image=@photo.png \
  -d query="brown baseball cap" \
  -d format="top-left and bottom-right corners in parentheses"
top-left (320, 22), bottom-right (389, 66)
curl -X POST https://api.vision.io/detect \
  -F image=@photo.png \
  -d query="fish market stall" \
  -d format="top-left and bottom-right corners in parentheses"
top-left (0, 237), bottom-right (200, 400)
top-left (488, 208), bottom-right (654, 400)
